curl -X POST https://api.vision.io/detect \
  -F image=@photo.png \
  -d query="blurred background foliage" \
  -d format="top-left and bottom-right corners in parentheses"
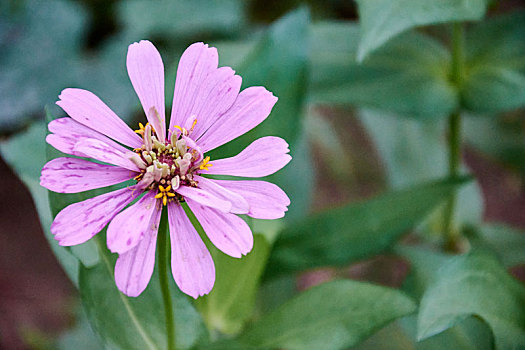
top-left (1, 0), bottom-right (525, 349)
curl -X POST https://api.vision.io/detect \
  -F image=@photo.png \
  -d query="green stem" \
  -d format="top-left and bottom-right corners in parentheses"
top-left (443, 23), bottom-right (465, 252)
top-left (158, 207), bottom-right (176, 350)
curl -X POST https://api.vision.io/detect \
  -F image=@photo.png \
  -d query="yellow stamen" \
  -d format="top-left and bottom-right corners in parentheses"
top-left (190, 118), bottom-right (198, 132)
top-left (134, 122), bottom-right (155, 136)
top-left (156, 183), bottom-right (176, 206)
top-left (199, 156), bottom-right (212, 170)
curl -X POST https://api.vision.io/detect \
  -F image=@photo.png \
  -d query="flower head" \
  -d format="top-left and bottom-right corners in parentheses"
top-left (40, 41), bottom-right (291, 298)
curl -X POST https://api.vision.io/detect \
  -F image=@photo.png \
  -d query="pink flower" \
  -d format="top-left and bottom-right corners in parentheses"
top-left (40, 40), bottom-right (291, 298)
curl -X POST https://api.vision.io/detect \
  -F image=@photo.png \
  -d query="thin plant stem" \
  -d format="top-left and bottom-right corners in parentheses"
top-left (158, 207), bottom-right (176, 350)
top-left (443, 23), bottom-right (465, 252)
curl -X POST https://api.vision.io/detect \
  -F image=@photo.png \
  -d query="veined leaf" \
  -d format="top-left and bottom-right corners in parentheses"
top-left (309, 23), bottom-right (457, 117)
top-left (417, 250), bottom-right (525, 349)
top-left (463, 12), bottom-right (525, 113)
top-left (266, 177), bottom-right (469, 277)
top-left (239, 280), bottom-right (416, 350)
top-left (355, 0), bottom-right (489, 61)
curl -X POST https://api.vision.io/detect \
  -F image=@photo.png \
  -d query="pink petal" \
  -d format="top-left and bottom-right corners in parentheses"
top-left (56, 88), bottom-right (142, 148)
top-left (194, 175), bottom-right (249, 214)
top-left (176, 186), bottom-right (232, 213)
top-left (46, 117), bottom-right (132, 157)
top-left (206, 136), bottom-right (291, 177)
top-left (127, 40), bottom-right (166, 142)
top-left (169, 43), bottom-right (218, 137)
top-left (51, 186), bottom-right (141, 246)
top-left (168, 202), bottom-right (215, 299)
top-left (186, 199), bottom-right (253, 258)
top-left (186, 67), bottom-right (242, 140)
top-left (114, 204), bottom-right (161, 297)
top-left (107, 192), bottom-right (161, 254)
top-left (41, 157), bottom-right (134, 193)
top-left (213, 180), bottom-right (290, 219)
top-left (73, 138), bottom-right (142, 172)
top-left (198, 87), bottom-right (277, 152)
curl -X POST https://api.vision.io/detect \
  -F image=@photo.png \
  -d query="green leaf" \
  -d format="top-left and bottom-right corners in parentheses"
top-left (79, 236), bottom-right (208, 350)
top-left (417, 250), bottom-right (525, 349)
top-left (467, 224), bottom-right (525, 268)
top-left (462, 12), bottom-right (525, 113)
top-left (309, 23), bottom-right (457, 117)
top-left (355, 0), bottom-right (489, 61)
top-left (118, 0), bottom-right (245, 39)
top-left (359, 109), bottom-right (483, 230)
top-left (463, 114), bottom-right (525, 175)
top-left (196, 234), bottom-right (271, 335)
top-left (0, 121), bottom-right (81, 284)
top-left (57, 307), bottom-right (102, 350)
top-left (238, 280), bottom-right (416, 350)
top-left (350, 323), bottom-right (415, 350)
top-left (397, 246), bottom-right (494, 350)
top-left (0, 0), bottom-right (87, 131)
top-left (265, 177), bottom-right (469, 277)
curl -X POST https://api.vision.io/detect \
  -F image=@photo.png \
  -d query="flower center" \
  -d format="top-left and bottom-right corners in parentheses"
top-left (132, 121), bottom-right (212, 205)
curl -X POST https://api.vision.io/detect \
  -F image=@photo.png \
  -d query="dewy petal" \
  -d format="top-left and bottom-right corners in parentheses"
top-left (214, 180), bottom-right (290, 219)
top-left (186, 198), bottom-right (253, 258)
top-left (198, 86), bottom-right (278, 153)
top-left (127, 40), bottom-right (166, 142)
top-left (206, 136), bottom-right (292, 177)
top-left (47, 117), bottom-right (132, 158)
top-left (114, 202), bottom-right (161, 297)
top-left (56, 88), bottom-right (142, 148)
top-left (169, 43), bottom-right (218, 136)
top-left (186, 67), bottom-right (242, 140)
top-left (176, 186), bottom-right (232, 213)
top-left (107, 192), bottom-right (161, 254)
top-left (193, 175), bottom-right (249, 214)
top-left (73, 138), bottom-right (142, 172)
top-left (168, 202), bottom-right (215, 299)
top-left (51, 186), bottom-right (141, 246)
top-left (41, 157), bottom-right (134, 193)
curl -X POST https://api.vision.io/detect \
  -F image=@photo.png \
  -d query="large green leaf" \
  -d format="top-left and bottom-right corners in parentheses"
top-left (417, 250), bottom-right (525, 349)
top-left (80, 235), bottom-right (208, 350)
top-left (396, 246), bottom-right (494, 350)
top-left (118, 0), bottom-right (245, 40)
top-left (196, 234), bottom-right (271, 335)
top-left (57, 307), bottom-right (102, 350)
top-left (463, 114), bottom-right (525, 175)
top-left (309, 23), bottom-right (457, 117)
top-left (0, 121), bottom-right (81, 284)
top-left (0, 0), bottom-right (86, 131)
top-left (467, 224), bottom-right (525, 268)
top-left (238, 280), bottom-right (416, 350)
top-left (351, 317), bottom-right (492, 350)
top-left (355, 0), bottom-right (489, 61)
top-left (359, 108), bottom-right (483, 230)
top-left (462, 12), bottom-right (525, 113)
top-left (265, 177), bottom-right (469, 277)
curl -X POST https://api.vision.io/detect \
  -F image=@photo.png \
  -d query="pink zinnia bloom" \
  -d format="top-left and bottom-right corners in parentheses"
top-left (40, 40), bottom-right (291, 298)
